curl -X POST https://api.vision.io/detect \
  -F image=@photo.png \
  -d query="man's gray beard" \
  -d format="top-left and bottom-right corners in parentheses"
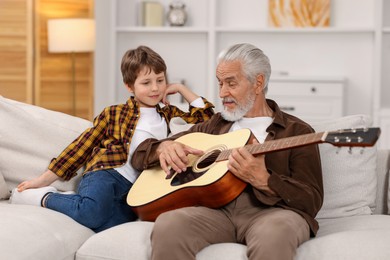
top-left (221, 93), bottom-right (255, 122)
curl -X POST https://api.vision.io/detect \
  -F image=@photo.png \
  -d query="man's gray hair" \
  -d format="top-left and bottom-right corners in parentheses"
top-left (217, 43), bottom-right (271, 93)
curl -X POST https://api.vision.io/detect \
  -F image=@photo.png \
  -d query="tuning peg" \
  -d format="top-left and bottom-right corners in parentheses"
top-left (348, 147), bottom-right (352, 154)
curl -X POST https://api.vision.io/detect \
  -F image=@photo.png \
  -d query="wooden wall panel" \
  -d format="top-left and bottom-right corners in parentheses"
top-left (0, 0), bottom-right (33, 103)
top-left (0, 0), bottom-right (94, 120)
top-left (35, 0), bottom-right (94, 119)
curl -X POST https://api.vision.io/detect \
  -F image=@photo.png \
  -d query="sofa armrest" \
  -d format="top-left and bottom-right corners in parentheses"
top-left (0, 96), bottom-right (92, 192)
top-left (374, 149), bottom-right (390, 214)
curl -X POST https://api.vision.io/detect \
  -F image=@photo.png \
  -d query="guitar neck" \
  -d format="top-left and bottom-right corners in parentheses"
top-left (216, 131), bottom-right (326, 161)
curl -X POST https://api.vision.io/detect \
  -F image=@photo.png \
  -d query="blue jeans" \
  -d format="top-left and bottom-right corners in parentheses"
top-left (45, 169), bottom-right (137, 232)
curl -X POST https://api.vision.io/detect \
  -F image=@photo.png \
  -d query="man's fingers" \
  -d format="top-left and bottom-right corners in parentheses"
top-left (165, 152), bottom-right (186, 173)
top-left (186, 147), bottom-right (204, 156)
top-left (158, 142), bottom-right (204, 174)
top-left (160, 157), bottom-right (170, 175)
top-left (160, 145), bottom-right (187, 173)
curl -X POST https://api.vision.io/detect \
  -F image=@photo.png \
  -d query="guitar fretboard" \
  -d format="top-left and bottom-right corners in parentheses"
top-left (216, 132), bottom-right (326, 161)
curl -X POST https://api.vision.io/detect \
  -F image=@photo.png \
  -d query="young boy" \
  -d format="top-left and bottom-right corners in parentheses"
top-left (10, 45), bottom-right (214, 232)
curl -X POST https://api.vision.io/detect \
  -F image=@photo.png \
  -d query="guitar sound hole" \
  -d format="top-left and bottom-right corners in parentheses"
top-left (197, 150), bottom-right (221, 169)
top-left (170, 149), bottom-right (221, 186)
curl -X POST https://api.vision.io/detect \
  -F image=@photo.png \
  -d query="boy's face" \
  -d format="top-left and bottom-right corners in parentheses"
top-left (127, 66), bottom-right (167, 108)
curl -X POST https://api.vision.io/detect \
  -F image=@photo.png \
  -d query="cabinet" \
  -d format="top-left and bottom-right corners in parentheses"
top-left (94, 0), bottom-right (390, 147)
top-left (267, 77), bottom-right (344, 123)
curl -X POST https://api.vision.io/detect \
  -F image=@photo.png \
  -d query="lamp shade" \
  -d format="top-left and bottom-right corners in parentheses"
top-left (47, 18), bottom-right (95, 53)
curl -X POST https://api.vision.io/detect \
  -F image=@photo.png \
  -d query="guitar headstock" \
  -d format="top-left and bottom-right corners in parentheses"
top-left (324, 127), bottom-right (381, 147)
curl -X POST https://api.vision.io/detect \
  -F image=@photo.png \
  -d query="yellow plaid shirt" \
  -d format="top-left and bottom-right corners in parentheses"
top-left (48, 96), bottom-right (214, 180)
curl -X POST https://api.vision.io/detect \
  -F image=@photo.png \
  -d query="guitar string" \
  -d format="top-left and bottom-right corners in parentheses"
top-left (195, 130), bottom-right (374, 167)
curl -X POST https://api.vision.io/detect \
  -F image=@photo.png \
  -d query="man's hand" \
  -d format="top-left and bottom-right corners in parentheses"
top-left (157, 140), bottom-right (204, 175)
top-left (228, 147), bottom-right (268, 186)
top-left (227, 139), bottom-right (276, 195)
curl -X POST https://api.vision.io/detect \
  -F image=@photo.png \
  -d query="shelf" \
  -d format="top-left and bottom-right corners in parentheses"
top-left (116, 27), bottom-right (375, 34)
top-left (115, 26), bottom-right (209, 33)
top-left (215, 27), bottom-right (375, 33)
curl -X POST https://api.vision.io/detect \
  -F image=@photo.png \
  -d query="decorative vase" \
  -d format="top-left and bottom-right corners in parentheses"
top-left (167, 1), bottom-right (187, 26)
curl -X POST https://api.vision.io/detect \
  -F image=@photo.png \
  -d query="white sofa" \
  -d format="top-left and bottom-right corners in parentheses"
top-left (1, 95), bottom-right (390, 260)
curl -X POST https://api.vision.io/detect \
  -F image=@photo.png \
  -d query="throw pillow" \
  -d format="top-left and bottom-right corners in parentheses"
top-left (389, 174), bottom-right (390, 215)
top-left (312, 114), bottom-right (377, 219)
top-left (0, 96), bottom-right (93, 192)
top-left (0, 170), bottom-right (10, 200)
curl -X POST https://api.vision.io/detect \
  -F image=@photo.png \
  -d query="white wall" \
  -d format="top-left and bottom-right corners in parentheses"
top-left (94, 0), bottom-right (380, 120)
top-left (94, 0), bottom-right (112, 114)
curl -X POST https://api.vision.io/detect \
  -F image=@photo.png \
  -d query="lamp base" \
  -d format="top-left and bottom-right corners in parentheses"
top-left (71, 51), bottom-right (76, 116)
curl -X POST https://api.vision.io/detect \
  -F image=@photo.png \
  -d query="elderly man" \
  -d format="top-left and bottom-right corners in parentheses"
top-left (132, 43), bottom-right (323, 260)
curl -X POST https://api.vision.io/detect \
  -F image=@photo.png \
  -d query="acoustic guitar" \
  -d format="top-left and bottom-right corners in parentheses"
top-left (127, 127), bottom-right (381, 221)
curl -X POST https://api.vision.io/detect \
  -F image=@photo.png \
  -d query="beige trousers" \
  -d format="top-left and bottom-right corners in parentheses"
top-left (151, 190), bottom-right (310, 260)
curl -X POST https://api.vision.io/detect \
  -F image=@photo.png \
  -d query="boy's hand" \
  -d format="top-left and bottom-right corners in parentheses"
top-left (17, 169), bottom-right (60, 192)
top-left (162, 83), bottom-right (184, 105)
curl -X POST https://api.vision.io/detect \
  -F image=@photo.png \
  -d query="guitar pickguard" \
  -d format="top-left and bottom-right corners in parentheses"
top-left (170, 167), bottom-right (206, 186)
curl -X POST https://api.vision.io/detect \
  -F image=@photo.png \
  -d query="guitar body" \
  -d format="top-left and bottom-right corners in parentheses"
top-left (127, 129), bottom-right (251, 221)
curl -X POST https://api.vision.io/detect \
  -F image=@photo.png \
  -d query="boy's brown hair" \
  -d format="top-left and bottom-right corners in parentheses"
top-left (121, 45), bottom-right (167, 87)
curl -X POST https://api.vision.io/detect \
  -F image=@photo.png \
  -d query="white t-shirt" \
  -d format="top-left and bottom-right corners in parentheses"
top-left (115, 107), bottom-right (166, 183)
top-left (116, 97), bottom-right (205, 183)
top-left (229, 116), bottom-right (273, 143)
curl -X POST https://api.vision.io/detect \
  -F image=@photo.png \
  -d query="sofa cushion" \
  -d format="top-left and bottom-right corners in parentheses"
top-left (0, 203), bottom-right (94, 260)
top-left (76, 222), bottom-right (247, 260)
top-left (388, 171), bottom-right (390, 215)
top-left (311, 115), bottom-right (377, 219)
top-left (0, 171), bottom-right (10, 199)
top-left (297, 229), bottom-right (390, 260)
top-left (76, 221), bottom-right (154, 260)
top-left (197, 243), bottom-right (247, 260)
top-left (316, 214), bottom-right (390, 237)
top-left (296, 215), bottom-right (390, 260)
top-left (376, 149), bottom-right (390, 214)
top-left (0, 96), bottom-right (92, 192)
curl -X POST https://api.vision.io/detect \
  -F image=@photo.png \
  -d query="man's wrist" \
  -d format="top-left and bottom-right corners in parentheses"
top-left (256, 171), bottom-right (277, 195)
